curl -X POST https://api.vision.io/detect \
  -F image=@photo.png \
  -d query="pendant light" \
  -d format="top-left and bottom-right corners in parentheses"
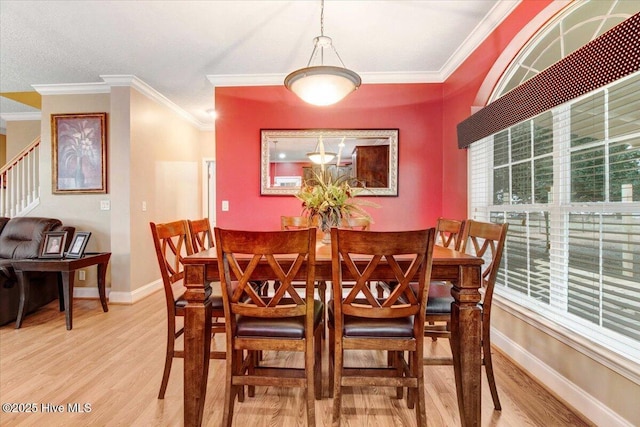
top-left (284, 0), bottom-right (361, 106)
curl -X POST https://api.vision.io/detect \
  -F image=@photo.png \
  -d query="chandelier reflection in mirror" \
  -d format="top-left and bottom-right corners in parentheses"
top-left (307, 136), bottom-right (337, 164)
top-left (284, 0), bottom-right (361, 106)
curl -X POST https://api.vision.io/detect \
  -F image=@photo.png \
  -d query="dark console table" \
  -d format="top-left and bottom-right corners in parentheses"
top-left (12, 252), bottom-right (111, 330)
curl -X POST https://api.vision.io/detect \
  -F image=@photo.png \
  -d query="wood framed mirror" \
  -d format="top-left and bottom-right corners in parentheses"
top-left (261, 129), bottom-right (398, 196)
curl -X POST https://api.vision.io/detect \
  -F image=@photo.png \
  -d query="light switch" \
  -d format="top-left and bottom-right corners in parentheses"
top-left (222, 200), bottom-right (229, 211)
top-left (100, 200), bottom-right (111, 210)
top-left (142, 201), bottom-right (147, 211)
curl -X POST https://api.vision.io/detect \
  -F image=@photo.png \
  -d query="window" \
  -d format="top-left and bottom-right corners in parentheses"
top-left (470, 72), bottom-right (640, 368)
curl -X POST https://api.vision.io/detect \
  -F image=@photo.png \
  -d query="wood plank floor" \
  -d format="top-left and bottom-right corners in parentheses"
top-left (0, 291), bottom-right (594, 426)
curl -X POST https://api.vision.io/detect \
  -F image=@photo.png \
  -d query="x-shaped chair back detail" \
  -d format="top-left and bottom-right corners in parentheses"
top-left (332, 228), bottom-right (435, 323)
top-left (435, 217), bottom-right (465, 250)
top-left (150, 220), bottom-right (193, 308)
top-left (188, 218), bottom-right (214, 252)
top-left (215, 228), bottom-right (317, 319)
top-left (459, 220), bottom-right (508, 308)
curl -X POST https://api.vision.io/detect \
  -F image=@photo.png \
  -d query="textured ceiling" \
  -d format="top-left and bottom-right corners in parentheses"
top-left (0, 0), bottom-right (518, 128)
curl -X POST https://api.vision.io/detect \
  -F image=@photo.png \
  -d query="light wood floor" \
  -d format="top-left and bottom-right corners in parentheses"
top-left (0, 291), bottom-right (593, 426)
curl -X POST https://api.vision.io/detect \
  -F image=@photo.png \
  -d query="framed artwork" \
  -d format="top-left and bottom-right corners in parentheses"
top-left (52, 113), bottom-right (107, 194)
top-left (40, 231), bottom-right (68, 258)
top-left (66, 232), bottom-right (91, 259)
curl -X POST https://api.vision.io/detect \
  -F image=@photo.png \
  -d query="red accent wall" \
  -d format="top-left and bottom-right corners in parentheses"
top-left (215, 0), bottom-right (556, 230)
top-left (440, 0), bottom-right (555, 219)
top-left (216, 84), bottom-right (443, 231)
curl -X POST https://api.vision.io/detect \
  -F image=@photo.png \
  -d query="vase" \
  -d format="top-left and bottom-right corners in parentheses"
top-left (74, 158), bottom-right (85, 188)
top-left (321, 230), bottom-right (331, 244)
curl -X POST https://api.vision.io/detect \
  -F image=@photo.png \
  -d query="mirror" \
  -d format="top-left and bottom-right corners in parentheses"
top-left (261, 129), bottom-right (398, 196)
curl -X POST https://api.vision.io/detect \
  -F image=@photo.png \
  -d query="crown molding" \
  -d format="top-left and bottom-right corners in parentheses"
top-left (100, 75), bottom-right (207, 129)
top-left (32, 82), bottom-right (110, 95)
top-left (208, 71), bottom-right (443, 87)
top-left (440, 0), bottom-right (521, 80)
top-left (0, 112), bottom-right (42, 121)
top-left (31, 76), bottom-right (209, 131)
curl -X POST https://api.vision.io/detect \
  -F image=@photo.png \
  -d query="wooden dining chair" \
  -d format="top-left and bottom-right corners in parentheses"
top-left (342, 216), bottom-right (371, 230)
top-left (215, 227), bottom-right (323, 427)
top-left (149, 220), bottom-right (225, 399)
top-left (423, 219), bottom-right (508, 410)
top-left (329, 228), bottom-right (436, 426)
top-left (423, 217), bottom-right (465, 338)
top-left (187, 218), bottom-right (214, 252)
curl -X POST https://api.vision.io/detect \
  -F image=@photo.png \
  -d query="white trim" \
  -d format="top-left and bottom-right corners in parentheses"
top-left (208, 71), bottom-right (443, 87)
top-left (32, 75), bottom-right (211, 131)
top-left (440, 0), bottom-right (522, 80)
top-left (0, 112), bottom-right (42, 121)
top-left (32, 82), bottom-right (110, 95)
top-left (103, 279), bottom-right (163, 304)
top-left (100, 75), bottom-right (208, 130)
top-left (492, 327), bottom-right (635, 427)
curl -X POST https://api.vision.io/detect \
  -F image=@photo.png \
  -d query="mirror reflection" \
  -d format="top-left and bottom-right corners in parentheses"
top-left (261, 129), bottom-right (398, 196)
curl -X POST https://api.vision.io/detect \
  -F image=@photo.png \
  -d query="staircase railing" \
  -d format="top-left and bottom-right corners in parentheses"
top-left (0, 136), bottom-right (41, 217)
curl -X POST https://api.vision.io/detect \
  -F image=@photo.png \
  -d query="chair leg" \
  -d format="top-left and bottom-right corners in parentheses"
top-left (222, 349), bottom-right (239, 427)
top-left (314, 327), bottom-right (322, 399)
top-left (483, 326), bottom-right (501, 410)
top-left (247, 350), bottom-right (256, 398)
top-left (305, 333), bottom-right (316, 427)
top-left (332, 341), bottom-right (343, 427)
top-left (395, 351), bottom-right (403, 400)
top-left (317, 281), bottom-right (326, 339)
top-left (414, 348), bottom-right (427, 426)
top-left (328, 325), bottom-right (335, 396)
top-left (158, 320), bottom-right (175, 399)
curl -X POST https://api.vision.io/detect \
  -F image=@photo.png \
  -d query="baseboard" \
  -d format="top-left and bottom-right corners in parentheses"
top-left (492, 328), bottom-right (633, 427)
top-left (73, 279), bottom-right (162, 304)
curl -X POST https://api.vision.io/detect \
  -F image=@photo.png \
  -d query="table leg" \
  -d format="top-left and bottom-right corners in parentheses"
top-left (57, 272), bottom-right (65, 311)
top-left (97, 261), bottom-right (109, 312)
top-left (184, 264), bottom-right (212, 427)
top-left (61, 271), bottom-right (74, 330)
top-left (15, 270), bottom-right (29, 329)
top-left (450, 265), bottom-right (482, 427)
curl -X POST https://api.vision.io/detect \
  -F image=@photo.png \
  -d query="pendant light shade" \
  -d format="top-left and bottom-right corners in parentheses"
top-left (284, 2), bottom-right (361, 106)
top-left (307, 151), bottom-right (337, 164)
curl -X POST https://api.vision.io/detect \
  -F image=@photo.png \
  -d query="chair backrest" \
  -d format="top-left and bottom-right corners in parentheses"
top-left (435, 217), bottom-right (465, 250)
top-left (215, 228), bottom-right (317, 321)
top-left (459, 220), bottom-right (508, 310)
top-left (150, 220), bottom-right (194, 315)
top-left (331, 228), bottom-right (435, 321)
top-left (280, 215), bottom-right (312, 230)
top-left (188, 218), bottom-right (214, 252)
top-left (342, 216), bottom-right (371, 231)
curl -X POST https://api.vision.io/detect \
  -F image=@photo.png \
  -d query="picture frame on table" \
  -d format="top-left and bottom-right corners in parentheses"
top-left (66, 232), bottom-right (91, 259)
top-left (52, 112), bottom-right (107, 194)
top-left (40, 231), bottom-right (68, 258)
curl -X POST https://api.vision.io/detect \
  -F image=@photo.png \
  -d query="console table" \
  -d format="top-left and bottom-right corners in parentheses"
top-left (12, 252), bottom-right (111, 330)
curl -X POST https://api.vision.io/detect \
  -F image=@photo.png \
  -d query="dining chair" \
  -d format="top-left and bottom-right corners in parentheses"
top-left (423, 217), bottom-right (465, 339)
top-left (214, 227), bottom-right (323, 427)
top-left (187, 218), bottom-right (214, 252)
top-left (280, 215), bottom-right (326, 314)
top-left (149, 220), bottom-right (225, 399)
top-left (341, 216), bottom-right (370, 230)
top-left (328, 228), bottom-right (436, 426)
top-left (423, 219), bottom-right (508, 410)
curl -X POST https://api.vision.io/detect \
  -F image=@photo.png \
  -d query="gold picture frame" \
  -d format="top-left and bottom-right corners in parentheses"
top-left (52, 113), bottom-right (107, 194)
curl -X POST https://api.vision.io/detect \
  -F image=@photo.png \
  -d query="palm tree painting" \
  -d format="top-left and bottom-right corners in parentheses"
top-left (52, 113), bottom-right (107, 193)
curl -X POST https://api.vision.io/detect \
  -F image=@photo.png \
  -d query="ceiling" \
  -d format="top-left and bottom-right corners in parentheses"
top-left (0, 0), bottom-right (519, 129)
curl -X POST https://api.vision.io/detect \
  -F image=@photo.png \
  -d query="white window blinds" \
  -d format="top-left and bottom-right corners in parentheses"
top-left (469, 71), bottom-right (640, 371)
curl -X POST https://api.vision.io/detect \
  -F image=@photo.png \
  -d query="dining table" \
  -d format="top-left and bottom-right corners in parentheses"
top-left (182, 240), bottom-right (484, 427)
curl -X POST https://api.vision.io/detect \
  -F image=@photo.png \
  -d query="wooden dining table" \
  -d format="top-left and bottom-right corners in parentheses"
top-left (182, 242), bottom-right (484, 427)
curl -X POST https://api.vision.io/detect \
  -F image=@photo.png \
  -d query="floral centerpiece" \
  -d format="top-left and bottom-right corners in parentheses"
top-left (296, 169), bottom-right (377, 237)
